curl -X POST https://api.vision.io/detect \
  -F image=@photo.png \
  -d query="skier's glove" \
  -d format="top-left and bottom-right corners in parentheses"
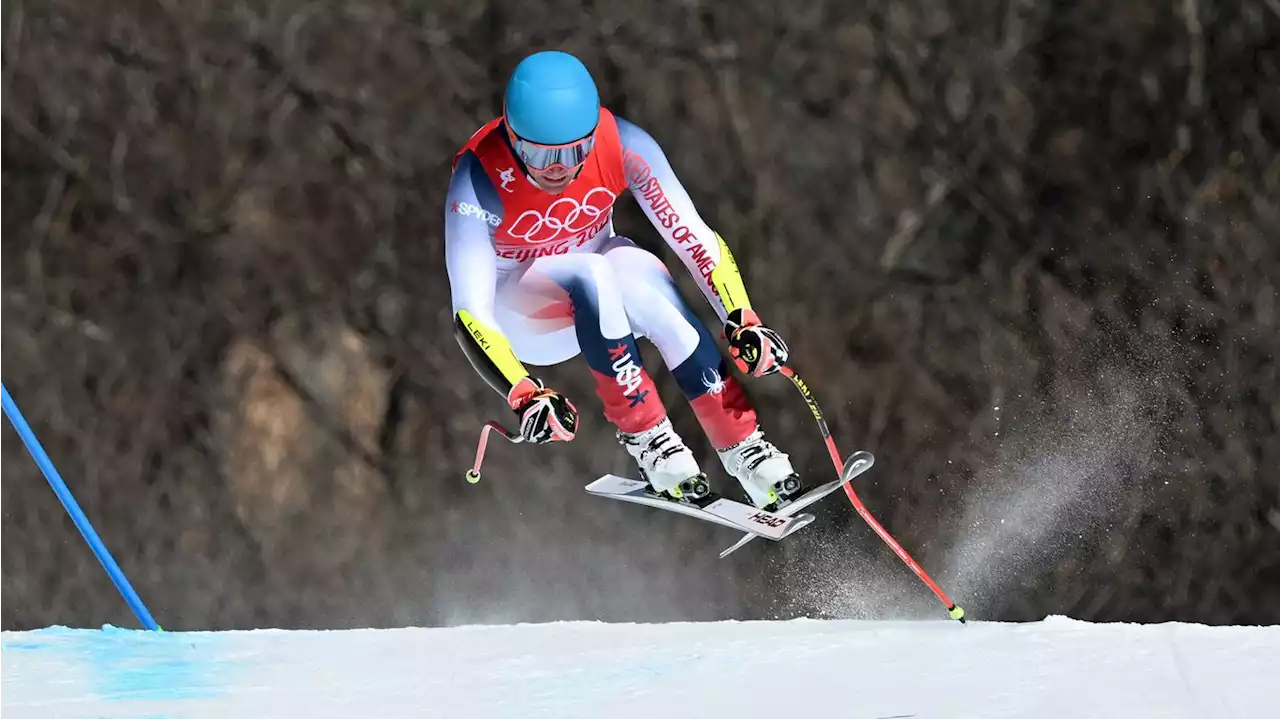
top-left (507, 376), bottom-right (579, 444)
top-left (725, 308), bottom-right (790, 377)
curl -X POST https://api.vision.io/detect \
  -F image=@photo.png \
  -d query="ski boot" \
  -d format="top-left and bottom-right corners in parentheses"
top-left (618, 417), bottom-right (713, 507)
top-left (717, 429), bottom-right (804, 511)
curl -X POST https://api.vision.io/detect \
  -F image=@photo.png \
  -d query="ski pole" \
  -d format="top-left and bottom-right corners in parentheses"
top-left (777, 365), bottom-right (966, 623)
top-left (465, 420), bottom-right (522, 484)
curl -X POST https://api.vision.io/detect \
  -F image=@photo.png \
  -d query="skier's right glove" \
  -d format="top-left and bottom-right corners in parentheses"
top-left (507, 376), bottom-right (579, 444)
top-left (725, 308), bottom-right (790, 377)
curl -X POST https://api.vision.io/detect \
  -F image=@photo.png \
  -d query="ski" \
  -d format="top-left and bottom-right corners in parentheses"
top-left (584, 474), bottom-right (817, 541)
top-left (718, 450), bottom-right (876, 558)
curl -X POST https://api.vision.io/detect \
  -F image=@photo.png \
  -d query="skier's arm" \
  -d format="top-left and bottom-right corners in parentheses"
top-left (616, 116), bottom-right (752, 324)
top-left (446, 152), bottom-right (580, 443)
top-left (616, 117), bottom-right (790, 376)
top-left (446, 152), bottom-right (530, 397)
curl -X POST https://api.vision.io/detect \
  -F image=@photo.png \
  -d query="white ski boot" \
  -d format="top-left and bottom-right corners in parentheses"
top-left (617, 417), bottom-right (710, 504)
top-left (717, 428), bottom-right (803, 510)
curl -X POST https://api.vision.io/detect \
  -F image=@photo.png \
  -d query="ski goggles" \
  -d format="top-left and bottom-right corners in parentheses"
top-left (511, 133), bottom-right (595, 171)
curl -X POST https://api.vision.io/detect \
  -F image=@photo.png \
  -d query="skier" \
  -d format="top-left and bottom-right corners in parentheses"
top-left (445, 50), bottom-right (803, 511)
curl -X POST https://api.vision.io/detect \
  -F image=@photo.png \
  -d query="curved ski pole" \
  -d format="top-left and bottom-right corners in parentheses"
top-left (466, 421), bottom-right (523, 484)
top-left (778, 365), bottom-right (966, 623)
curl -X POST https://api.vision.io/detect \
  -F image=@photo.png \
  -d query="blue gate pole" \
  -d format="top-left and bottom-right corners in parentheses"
top-left (1, 382), bottom-right (161, 631)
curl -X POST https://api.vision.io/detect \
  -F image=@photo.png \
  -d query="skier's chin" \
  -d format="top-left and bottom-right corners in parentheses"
top-left (531, 167), bottom-right (575, 194)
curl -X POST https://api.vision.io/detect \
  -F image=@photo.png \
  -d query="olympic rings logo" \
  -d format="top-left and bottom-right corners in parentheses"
top-left (503, 187), bottom-right (617, 244)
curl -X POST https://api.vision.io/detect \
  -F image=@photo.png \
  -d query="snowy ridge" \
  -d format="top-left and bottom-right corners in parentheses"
top-left (2, 616), bottom-right (1275, 718)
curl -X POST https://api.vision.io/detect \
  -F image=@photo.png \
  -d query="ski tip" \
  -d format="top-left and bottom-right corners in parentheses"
top-left (841, 451), bottom-right (875, 481)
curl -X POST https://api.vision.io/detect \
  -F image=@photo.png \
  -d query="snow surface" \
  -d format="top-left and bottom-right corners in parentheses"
top-left (2, 616), bottom-right (1275, 718)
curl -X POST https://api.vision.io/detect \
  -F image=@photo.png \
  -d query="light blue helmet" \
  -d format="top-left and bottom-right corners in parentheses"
top-left (503, 51), bottom-right (600, 145)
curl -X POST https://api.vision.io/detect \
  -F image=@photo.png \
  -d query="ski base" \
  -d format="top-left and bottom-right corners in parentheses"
top-left (718, 450), bottom-right (876, 558)
top-left (585, 474), bottom-right (816, 541)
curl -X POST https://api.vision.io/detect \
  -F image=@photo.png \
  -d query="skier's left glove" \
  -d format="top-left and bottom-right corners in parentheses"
top-left (507, 376), bottom-right (579, 444)
top-left (725, 308), bottom-right (790, 377)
